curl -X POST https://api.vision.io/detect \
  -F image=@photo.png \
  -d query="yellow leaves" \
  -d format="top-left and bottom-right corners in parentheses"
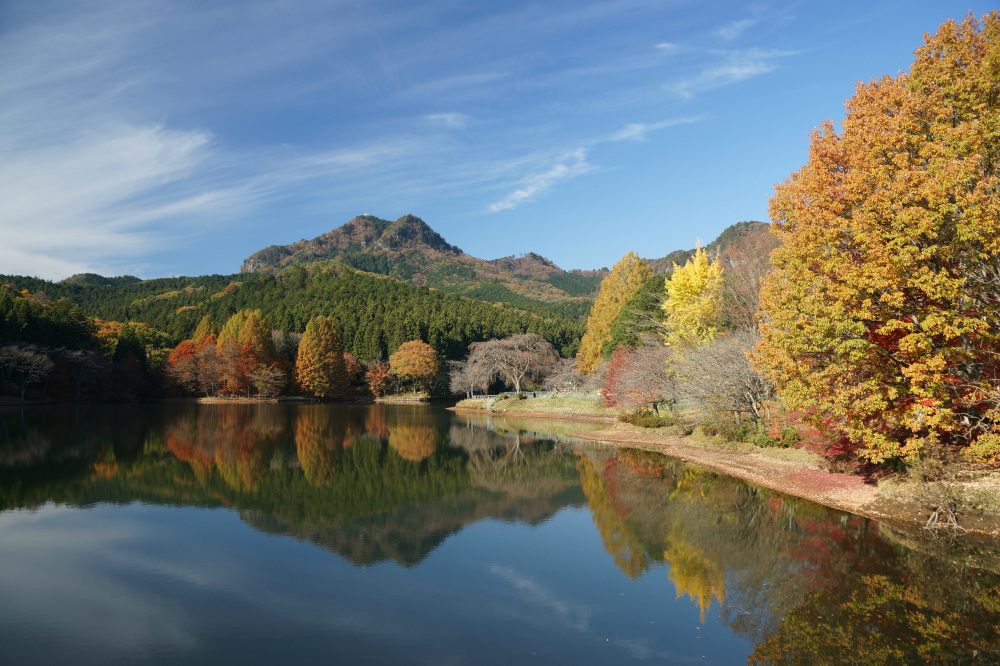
top-left (663, 537), bottom-right (726, 624)
top-left (662, 243), bottom-right (724, 347)
top-left (576, 251), bottom-right (652, 373)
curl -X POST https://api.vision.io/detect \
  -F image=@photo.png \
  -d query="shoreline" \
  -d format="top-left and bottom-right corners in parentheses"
top-left (448, 406), bottom-right (616, 423)
top-left (456, 404), bottom-right (1000, 538)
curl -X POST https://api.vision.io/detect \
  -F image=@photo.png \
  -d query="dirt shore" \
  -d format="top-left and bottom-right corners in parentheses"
top-left (452, 404), bottom-right (1000, 537)
top-left (576, 423), bottom-right (1000, 537)
top-left (572, 422), bottom-right (913, 515)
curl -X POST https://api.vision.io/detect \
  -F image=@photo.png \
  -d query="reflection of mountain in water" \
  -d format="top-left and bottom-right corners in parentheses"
top-left (0, 403), bottom-right (584, 567)
top-left (245, 410), bottom-right (585, 567)
top-left (4, 403), bottom-right (999, 658)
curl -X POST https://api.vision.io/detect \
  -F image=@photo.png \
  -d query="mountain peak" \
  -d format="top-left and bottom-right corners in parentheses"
top-left (239, 214), bottom-right (461, 274)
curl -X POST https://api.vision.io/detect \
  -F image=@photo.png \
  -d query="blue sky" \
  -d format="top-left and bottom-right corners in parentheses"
top-left (1, 1), bottom-right (992, 280)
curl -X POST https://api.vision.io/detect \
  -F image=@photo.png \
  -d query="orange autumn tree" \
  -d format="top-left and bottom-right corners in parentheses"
top-left (389, 340), bottom-right (439, 394)
top-left (754, 12), bottom-right (1000, 463)
top-left (295, 316), bottom-right (347, 397)
top-left (365, 361), bottom-right (391, 397)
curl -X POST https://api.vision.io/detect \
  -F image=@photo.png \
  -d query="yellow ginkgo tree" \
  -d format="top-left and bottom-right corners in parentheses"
top-left (662, 243), bottom-right (724, 348)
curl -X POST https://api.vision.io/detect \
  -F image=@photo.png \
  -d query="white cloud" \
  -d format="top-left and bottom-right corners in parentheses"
top-left (715, 18), bottom-right (758, 41)
top-left (424, 113), bottom-right (471, 128)
top-left (488, 148), bottom-right (594, 213)
top-left (0, 123), bottom-right (235, 277)
top-left (670, 48), bottom-right (795, 98)
top-left (489, 564), bottom-right (592, 631)
top-left (609, 117), bottom-right (701, 142)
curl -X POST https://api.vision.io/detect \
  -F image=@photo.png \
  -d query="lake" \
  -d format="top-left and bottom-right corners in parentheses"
top-left (0, 403), bottom-right (997, 664)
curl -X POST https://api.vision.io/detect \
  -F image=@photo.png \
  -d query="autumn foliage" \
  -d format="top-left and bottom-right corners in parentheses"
top-left (576, 251), bottom-right (652, 373)
top-left (389, 340), bottom-right (439, 393)
top-left (166, 310), bottom-right (285, 397)
top-left (754, 12), bottom-right (1000, 462)
top-left (295, 316), bottom-right (347, 398)
top-left (662, 243), bottom-right (724, 347)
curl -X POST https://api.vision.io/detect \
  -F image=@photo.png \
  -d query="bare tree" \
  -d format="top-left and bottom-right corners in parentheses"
top-left (14, 348), bottom-right (53, 400)
top-left (467, 334), bottom-right (559, 394)
top-left (251, 364), bottom-right (286, 398)
top-left (448, 359), bottom-right (492, 398)
top-left (543, 358), bottom-right (586, 392)
top-left (195, 342), bottom-right (222, 396)
top-left (0, 346), bottom-right (18, 395)
top-left (672, 327), bottom-right (773, 423)
top-left (718, 226), bottom-right (780, 330)
top-left (54, 348), bottom-right (103, 399)
top-left (603, 340), bottom-right (675, 412)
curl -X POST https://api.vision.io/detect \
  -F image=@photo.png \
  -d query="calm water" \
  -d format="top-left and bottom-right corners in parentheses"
top-left (0, 403), bottom-right (997, 665)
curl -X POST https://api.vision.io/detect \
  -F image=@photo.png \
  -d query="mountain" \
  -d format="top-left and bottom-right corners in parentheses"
top-left (240, 214), bottom-right (607, 320)
top-left (646, 221), bottom-right (770, 274)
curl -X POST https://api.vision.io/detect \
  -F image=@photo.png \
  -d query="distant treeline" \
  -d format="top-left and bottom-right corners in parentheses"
top-left (1, 263), bottom-right (583, 362)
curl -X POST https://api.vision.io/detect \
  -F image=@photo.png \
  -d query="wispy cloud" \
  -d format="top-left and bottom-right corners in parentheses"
top-left (488, 149), bottom-right (594, 213)
top-left (670, 48), bottom-right (796, 98)
top-left (424, 113), bottom-right (471, 128)
top-left (609, 117), bottom-right (701, 142)
top-left (715, 18), bottom-right (758, 41)
top-left (489, 564), bottom-right (592, 631)
top-left (0, 122), bottom-right (240, 276)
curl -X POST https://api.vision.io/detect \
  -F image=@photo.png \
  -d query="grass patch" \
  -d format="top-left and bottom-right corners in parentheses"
top-left (455, 398), bottom-right (488, 409)
top-left (457, 394), bottom-right (614, 417)
top-left (618, 410), bottom-right (674, 428)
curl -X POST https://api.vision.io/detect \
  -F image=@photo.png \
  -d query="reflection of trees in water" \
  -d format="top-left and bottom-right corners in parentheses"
top-left (577, 452), bottom-right (650, 579)
top-left (365, 405), bottom-right (390, 440)
top-left (747, 518), bottom-right (1000, 663)
top-left (0, 406), bottom-right (149, 467)
top-left (294, 407), bottom-right (341, 485)
top-left (449, 423), bottom-right (578, 499)
top-left (663, 538), bottom-right (726, 624)
top-left (0, 410), bottom-right (53, 467)
top-left (386, 407), bottom-right (442, 462)
top-left (389, 425), bottom-right (437, 461)
top-left (582, 446), bottom-right (1000, 658)
top-left (749, 569), bottom-right (1000, 663)
top-left (164, 404), bottom-right (288, 492)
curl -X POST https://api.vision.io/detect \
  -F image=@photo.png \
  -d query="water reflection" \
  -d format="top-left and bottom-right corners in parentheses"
top-left (0, 403), bottom-right (998, 662)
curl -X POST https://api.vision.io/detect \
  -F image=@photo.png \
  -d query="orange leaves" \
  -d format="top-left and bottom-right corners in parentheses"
top-left (389, 340), bottom-right (439, 393)
top-left (755, 12), bottom-right (1000, 463)
top-left (295, 316), bottom-right (347, 398)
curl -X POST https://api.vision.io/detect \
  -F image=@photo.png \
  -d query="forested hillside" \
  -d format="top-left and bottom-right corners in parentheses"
top-left (1, 264), bottom-right (584, 361)
top-left (0, 217), bottom-right (765, 402)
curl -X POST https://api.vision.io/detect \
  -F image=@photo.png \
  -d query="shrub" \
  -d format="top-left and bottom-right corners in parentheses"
top-left (618, 410), bottom-right (673, 428)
